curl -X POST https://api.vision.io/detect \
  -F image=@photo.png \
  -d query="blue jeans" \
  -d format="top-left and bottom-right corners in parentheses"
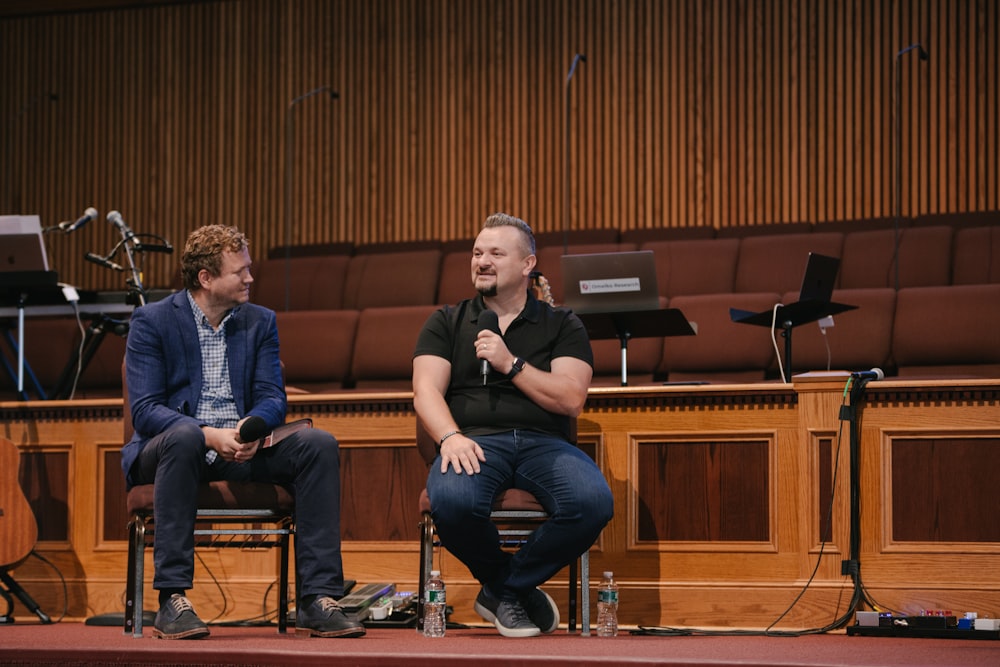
top-left (130, 422), bottom-right (347, 598)
top-left (426, 429), bottom-right (613, 599)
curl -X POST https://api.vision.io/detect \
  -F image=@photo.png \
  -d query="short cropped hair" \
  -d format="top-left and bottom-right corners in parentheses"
top-left (180, 225), bottom-right (250, 291)
top-left (483, 212), bottom-right (536, 257)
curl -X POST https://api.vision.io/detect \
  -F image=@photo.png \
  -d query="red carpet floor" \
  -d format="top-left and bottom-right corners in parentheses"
top-left (1, 623), bottom-right (999, 667)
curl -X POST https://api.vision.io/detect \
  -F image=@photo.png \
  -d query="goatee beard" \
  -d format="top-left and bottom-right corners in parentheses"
top-left (477, 284), bottom-right (498, 297)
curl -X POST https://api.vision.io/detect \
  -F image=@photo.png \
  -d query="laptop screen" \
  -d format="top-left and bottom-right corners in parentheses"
top-left (560, 250), bottom-right (660, 314)
top-left (0, 215), bottom-right (50, 273)
top-left (798, 252), bottom-right (840, 302)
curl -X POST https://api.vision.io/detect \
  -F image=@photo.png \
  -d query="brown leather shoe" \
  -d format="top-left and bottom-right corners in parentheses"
top-left (152, 594), bottom-right (210, 640)
top-left (295, 596), bottom-right (366, 638)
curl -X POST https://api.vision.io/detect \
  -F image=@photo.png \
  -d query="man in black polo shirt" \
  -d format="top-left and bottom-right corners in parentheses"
top-left (413, 212), bottom-right (614, 637)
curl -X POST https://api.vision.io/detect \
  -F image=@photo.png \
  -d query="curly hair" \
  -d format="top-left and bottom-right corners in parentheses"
top-left (482, 212), bottom-right (536, 256)
top-left (180, 225), bottom-right (250, 291)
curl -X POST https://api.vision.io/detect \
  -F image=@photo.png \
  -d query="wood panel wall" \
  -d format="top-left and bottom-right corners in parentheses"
top-left (1, 0), bottom-right (997, 292)
top-left (5, 377), bottom-right (1000, 628)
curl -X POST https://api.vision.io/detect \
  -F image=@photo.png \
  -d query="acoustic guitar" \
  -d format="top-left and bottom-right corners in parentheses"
top-left (0, 437), bottom-right (37, 570)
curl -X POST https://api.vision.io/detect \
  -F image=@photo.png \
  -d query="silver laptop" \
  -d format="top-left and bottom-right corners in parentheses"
top-left (560, 250), bottom-right (660, 314)
top-left (0, 215), bottom-right (50, 274)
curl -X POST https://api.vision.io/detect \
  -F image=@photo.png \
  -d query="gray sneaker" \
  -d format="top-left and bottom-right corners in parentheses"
top-left (152, 594), bottom-right (210, 640)
top-left (494, 600), bottom-right (541, 638)
top-left (475, 587), bottom-right (541, 637)
top-left (520, 587), bottom-right (559, 633)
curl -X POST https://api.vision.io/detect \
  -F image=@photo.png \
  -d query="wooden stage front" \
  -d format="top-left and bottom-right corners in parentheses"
top-left (2, 373), bottom-right (999, 633)
top-left (2, 623), bottom-right (999, 667)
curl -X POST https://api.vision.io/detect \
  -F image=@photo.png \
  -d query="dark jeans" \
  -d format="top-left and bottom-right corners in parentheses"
top-left (130, 422), bottom-right (346, 599)
top-left (426, 429), bottom-right (614, 599)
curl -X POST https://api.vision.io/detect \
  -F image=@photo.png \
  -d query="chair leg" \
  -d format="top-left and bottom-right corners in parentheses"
top-left (124, 515), bottom-right (146, 637)
top-left (567, 559), bottom-right (578, 633)
top-left (277, 525), bottom-right (290, 633)
top-left (580, 551), bottom-right (590, 636)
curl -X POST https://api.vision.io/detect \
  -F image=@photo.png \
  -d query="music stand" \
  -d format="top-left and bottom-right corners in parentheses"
top-left (578, 308), bottom-right (696, 386)
top-left (730, 299), bottom-right (857, 382)
top-left (0, 271), bottom-right (62, 400)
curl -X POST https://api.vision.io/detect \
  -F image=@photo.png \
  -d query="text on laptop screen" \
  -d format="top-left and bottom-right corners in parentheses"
top-left (560, 251), bottom-right (660, 314)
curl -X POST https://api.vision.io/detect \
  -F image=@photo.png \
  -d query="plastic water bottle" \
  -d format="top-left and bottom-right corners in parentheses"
top-left (422, 570), bottom-right (446, 637)
top-left (596, 570), bottom-right (619, 637)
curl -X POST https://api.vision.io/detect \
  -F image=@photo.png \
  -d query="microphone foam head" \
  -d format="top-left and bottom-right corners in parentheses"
top-left (85, 207), bottom-right (98, 218)
top-left (478, 309), bottom-right (500, 333)
top-left (239, 415), bottom-right (268, 442)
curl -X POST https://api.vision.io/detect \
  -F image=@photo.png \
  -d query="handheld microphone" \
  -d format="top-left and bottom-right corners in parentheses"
top-left (851, 368), bottom-right (885, 381)
top-left (85, 252), bottom-right (124, 272)
top-left (58, 207), bottom-right (98, 233)
top-left (239, 415), bottom-right (269, 444)
top-left (107, 210), bottom-right (136, 242)
top-left (478, 310), bottom-right (500, 385)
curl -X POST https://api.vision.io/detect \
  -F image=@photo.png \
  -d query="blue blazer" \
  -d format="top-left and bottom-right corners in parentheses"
top-left (121, 290), bottom-right (286, 486)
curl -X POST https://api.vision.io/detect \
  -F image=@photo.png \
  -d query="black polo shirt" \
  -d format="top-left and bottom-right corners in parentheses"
top-left (413, 292), bottom-right (593, 442)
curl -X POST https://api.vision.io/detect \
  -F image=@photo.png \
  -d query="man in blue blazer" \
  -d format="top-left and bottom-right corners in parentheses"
top-left (123, 225), bottom-right (364, 640)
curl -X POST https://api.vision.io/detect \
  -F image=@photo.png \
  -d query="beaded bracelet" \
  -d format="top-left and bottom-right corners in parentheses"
top-left (438, 430), bottom-right (460, 446)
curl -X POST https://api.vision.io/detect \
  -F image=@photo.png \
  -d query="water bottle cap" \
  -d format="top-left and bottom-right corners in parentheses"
top-left (430, 570), bottom-right (440, 576)
top-left (603, 571), bottom-right (613, 578)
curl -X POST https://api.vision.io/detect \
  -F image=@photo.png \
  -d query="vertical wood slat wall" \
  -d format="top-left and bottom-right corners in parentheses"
top-left (1, 0), bottom-right (996, 292)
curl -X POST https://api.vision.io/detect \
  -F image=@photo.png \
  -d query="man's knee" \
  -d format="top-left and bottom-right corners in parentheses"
top-left (427, 473), bottom-right (483, 524)
top-left (159, 422), bottom-right (207, 460)
top-left (297, 428), bottom-right (338, 461)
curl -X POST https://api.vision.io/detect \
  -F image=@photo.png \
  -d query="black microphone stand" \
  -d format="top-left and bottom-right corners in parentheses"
top-left (52, 228), bottom-right (171, 399)
top-left (284, 85), bottom-right (337, 312)
top-left (563, 54), bottom-right (585, 255)
top-left (892, 43), bottom-right (929, 290)
top-left (838, 375), bottom-right (879, 623)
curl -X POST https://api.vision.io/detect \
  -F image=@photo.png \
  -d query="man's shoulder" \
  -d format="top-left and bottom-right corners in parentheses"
top-left (241, 301), bottom-right (276, 320)
top-left (133, 290), bottom-right (185, 319)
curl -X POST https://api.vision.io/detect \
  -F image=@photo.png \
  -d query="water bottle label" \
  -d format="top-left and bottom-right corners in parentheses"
top-left (598, 589), bottom-right (618, 604)
top-left (426, 590), bottom-right (446, 604)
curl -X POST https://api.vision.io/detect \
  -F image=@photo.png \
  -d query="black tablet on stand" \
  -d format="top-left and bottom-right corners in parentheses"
top-left (730, 253), bottom-right (857, 382)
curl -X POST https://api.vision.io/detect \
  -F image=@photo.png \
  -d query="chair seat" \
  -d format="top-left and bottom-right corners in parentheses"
top-left (127, 481), bottom-right (295, 515)
top-left (418, 487), bottom-right (545, 515)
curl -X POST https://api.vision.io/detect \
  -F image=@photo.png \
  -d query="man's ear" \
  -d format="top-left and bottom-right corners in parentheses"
top-left (523, 253), bottom-right (537, 275)
top-left (197, 268), bottom-right (213, 290)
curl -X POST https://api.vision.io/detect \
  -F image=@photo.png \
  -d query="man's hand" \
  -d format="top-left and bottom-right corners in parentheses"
top-left (202, 425), bottom-right (259, 463)
top-left (439, 433), bottom-right (486, 475)
top-left (475, 329), bottom-right (515, 376)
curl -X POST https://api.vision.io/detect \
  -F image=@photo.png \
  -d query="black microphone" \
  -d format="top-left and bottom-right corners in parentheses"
top-left (566, 53), bottom-right (586, 84)
top-left (85, 252), bottom-right (124, 272)
top-left (478, 310), bottom-right (500, 385)
top-left (107, 210), bottom-right (136, 242)
top-left (134, 241), bottom-right (174, 254)
top-left (58, 207), bottom-right (98, 233)
top-left (851, 368), bottom-right (885, 381)
top-left (239, 415), bottom-right (269, 444)
top-left (896, 43), bottom-right (929, 62)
